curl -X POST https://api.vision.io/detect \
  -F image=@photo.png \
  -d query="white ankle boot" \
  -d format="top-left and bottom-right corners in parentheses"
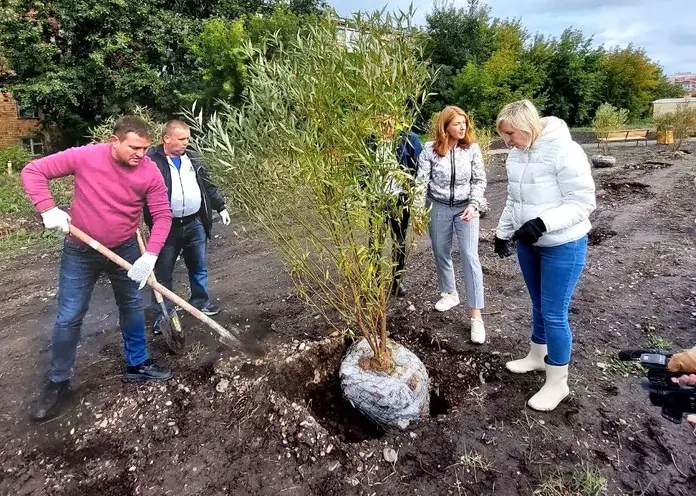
top-left (527, 363), bottom-right (569, 412)
top-left (506, 342), bottom-right (547, 374)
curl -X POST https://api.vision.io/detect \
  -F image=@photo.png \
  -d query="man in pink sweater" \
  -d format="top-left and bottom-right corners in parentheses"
top-left (21, 116), bottom-right (173, 421)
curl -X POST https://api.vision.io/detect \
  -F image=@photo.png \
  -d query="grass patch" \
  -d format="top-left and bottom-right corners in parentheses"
top-left (607, 357), bottom-right (642, 376)
top-left (647, 334), bottom-right (673, 350)
top-left (0, 228), bottom-right (63, 259)
top-left (534, 463), bottom-right (608, 496)
top-left (638, 317), bottom-right (673, 350)
top-left (0, 173), bottom-right (73, 256)
top-left (0, 174), bottom-right (73, 216)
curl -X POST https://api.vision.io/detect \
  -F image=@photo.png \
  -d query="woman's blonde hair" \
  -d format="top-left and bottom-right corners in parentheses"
top-left (495, 100), bottom-right (543, 150)
top-left (433, 106), bottom-right (477, 157)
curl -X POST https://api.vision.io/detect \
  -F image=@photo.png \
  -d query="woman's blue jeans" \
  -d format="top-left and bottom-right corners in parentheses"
top-left (516, 236), bottom-right (587, 366)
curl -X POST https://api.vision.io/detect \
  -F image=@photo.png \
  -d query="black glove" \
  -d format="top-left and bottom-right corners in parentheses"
top-left (512, 218), bottom-right (547, 244)
top-left (494, 236), bottom-right (514, 259)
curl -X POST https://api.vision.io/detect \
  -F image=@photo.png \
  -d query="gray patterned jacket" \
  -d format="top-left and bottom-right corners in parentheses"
top-left (416, 141), bottom-right (487, 209)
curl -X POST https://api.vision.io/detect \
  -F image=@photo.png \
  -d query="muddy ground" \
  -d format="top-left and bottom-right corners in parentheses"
top-left (0, 143), bottom-right (695, 495)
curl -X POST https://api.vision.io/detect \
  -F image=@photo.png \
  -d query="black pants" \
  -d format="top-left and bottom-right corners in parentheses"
top-left (390, 195), bottom-right (411, 281)
top-left (368, 194), bottom-right (411, 283)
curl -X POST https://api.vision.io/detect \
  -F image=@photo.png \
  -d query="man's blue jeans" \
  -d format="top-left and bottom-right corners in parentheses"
top-left (51, 237), bottom-right (148, 382)
top-left (516, 236), bottom-right (588, 366)
top-left (152, 218), bottom-right (209, 318)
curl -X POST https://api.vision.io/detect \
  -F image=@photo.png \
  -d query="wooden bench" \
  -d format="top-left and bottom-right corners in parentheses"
top-left (596, 129), bottom-right (649, 148)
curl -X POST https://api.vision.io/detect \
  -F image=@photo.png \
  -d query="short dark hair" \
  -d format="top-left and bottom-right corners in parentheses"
top-left (162, 119), bottom-right (190, 138)
top-left (113, 116), bottom-right (152, 140)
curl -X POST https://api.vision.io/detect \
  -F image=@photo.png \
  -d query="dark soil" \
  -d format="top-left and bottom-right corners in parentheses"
top-left (0, 143), bottom-right (695, 495)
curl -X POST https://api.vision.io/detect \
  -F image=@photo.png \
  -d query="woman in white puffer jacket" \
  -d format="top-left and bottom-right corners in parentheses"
top-left (494, 100), bottom-right (596, 412)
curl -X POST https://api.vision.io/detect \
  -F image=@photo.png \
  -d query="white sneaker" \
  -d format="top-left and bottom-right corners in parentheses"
top-left (506, 342), bottom-right (547, 374)
top-left (527, 363), bottom-right (570, 412)
top-left (470, 318), bottom-right (485, 344)
top-left (435, 292), bottom-right (460, 312)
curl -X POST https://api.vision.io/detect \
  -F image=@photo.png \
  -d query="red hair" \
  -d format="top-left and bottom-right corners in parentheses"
top-left (433, 106), bottom-right (477, 157)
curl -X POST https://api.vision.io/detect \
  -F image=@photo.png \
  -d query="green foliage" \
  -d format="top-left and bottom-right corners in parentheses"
top-left (476, 126), bottom-right (494, 166)
top-left (187, 5), bottom-right (313, 108)
top-left (592, 103), bottom-right (628, 154)
top-left (425, 0), bottom-right (497, 69)
top-left (653, 105), bottom-right (696, 151)
top-left (668, 104), bottom-right (696, 151)
top-left (599, 45), bottom-right (666, 120)
top-left (0, 145), bottom-right (32, 172)
top-left (423, 3), bottom-right (681, 128)
top-left (192, 9), bottom-right (433, 365)
top-left (188, 17), bottom-right (249, 106)
top-left (0, 0), bottom-right (685, 147)
top-left (540, 29), bottom-right (603, 126)
top-left (0, 0), bottom-right (201, 145)
top-left (88, 106), bottom-right (164, 143)
top-left (654, 112), bottom-right (676, 132)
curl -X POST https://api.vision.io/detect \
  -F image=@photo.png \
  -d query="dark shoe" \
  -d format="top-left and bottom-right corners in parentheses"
top-left (391, 281), bottom-right (407, 298)
top-left (31, 380), bottom-right (71, 421)
top-left (152, 315), bottom-right (163, 335)
top-left (124, 359), bottom-right (173, 383)
top-left (199, 303), bottom-right (220, 316)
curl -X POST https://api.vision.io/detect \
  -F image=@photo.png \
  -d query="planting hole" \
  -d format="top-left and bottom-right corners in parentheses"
top-left (305, 377), bottom-right (385, 443)
top-left (429, 389), bottom-right (451, 417)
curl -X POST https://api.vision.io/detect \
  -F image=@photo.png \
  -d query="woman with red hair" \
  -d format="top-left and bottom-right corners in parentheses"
top-left (416, 106), bottom-right (487, 344)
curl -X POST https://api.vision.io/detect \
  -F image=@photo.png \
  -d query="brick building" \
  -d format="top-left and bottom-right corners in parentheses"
top-left (0, 91), bottom-right (44, 155)
top-left (673, 73), bottom-right (696, 94)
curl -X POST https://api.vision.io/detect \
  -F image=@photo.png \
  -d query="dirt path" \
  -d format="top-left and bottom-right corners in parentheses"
top-left (0, 144), bottom-right (695, 495)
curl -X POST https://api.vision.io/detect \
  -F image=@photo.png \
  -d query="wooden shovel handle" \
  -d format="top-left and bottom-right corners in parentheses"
top-left (68, 225), bottom-right (239, 347)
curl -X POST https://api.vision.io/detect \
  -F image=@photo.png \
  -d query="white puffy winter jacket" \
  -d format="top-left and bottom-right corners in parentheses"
top-left (496, 117), bottom-right (596, 248)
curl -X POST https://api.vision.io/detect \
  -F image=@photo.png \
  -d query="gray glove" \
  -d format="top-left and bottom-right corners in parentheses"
top-left (127, 252), bottom-right (157, 290)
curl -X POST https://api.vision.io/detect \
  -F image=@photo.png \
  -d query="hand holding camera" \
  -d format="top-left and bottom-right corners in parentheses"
top-left (618, 347), bottom-right (696, 425)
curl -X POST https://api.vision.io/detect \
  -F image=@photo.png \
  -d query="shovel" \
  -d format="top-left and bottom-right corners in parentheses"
top-left (136, 229), bottom-right (186, 354)
top-left (68, 225), bottom-right (241, 349)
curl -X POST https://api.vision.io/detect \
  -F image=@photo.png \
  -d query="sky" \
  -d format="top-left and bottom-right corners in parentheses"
top-left (328, 0), bottom-right (695, 76)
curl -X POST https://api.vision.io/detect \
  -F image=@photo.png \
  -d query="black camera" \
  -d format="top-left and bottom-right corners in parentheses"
top-left (618, 349), bottom-right (696, 424)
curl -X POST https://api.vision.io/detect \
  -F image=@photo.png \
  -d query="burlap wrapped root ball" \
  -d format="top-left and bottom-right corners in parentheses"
top-left (339, 338), bottom-right (429, 429)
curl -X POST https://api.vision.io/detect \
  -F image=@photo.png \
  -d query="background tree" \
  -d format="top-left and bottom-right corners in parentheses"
top-left (599, 45), bottom-right (683, 121)
top-left (540, 29), bottom-right (603, 127)
top-left (0, 0), bottom-right (328, 147)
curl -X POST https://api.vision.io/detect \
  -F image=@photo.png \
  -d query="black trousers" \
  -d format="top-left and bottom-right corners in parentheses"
top-left (389, 195), bottom-right (411, 280)
top-left (368, 193), bottom-right (411, 283)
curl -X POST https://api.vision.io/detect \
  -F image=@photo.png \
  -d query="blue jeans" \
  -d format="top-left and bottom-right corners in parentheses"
top-left (152, 218), bottom-right (209, 317)
top-left (516, 236), bottom-right (587, 366)
top-left (51, 238), bottom-right (148, 382)
top-left (428, 201), bottom-right (485, 309)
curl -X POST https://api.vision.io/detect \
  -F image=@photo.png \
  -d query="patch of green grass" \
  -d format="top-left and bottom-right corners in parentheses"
top-left (534, 463), bottom-right (608, 496)
top-left (0, 174), bottom-right (73, 216)
top-left (607, 357), bottom-right (643, 376)
top-left (647, 334), bottom-right (672, 350)
top-left (0, 173), bottom-right (73, 257)
top-left (0, 228), bottom-right (63, 259)
top-left (0, 174), bottom-right (34, 216)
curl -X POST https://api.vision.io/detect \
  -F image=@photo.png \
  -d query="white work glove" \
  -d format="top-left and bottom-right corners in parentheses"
top-left (219, 209), bottom-right (231, 226)
top-left (40, 207), bottom-right (71, 233)
top-left (127, 252), bottom-right (157, 290)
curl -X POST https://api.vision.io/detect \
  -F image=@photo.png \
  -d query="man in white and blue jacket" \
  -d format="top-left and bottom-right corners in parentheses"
top-left (144, 120), bottom-right (230, 333)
